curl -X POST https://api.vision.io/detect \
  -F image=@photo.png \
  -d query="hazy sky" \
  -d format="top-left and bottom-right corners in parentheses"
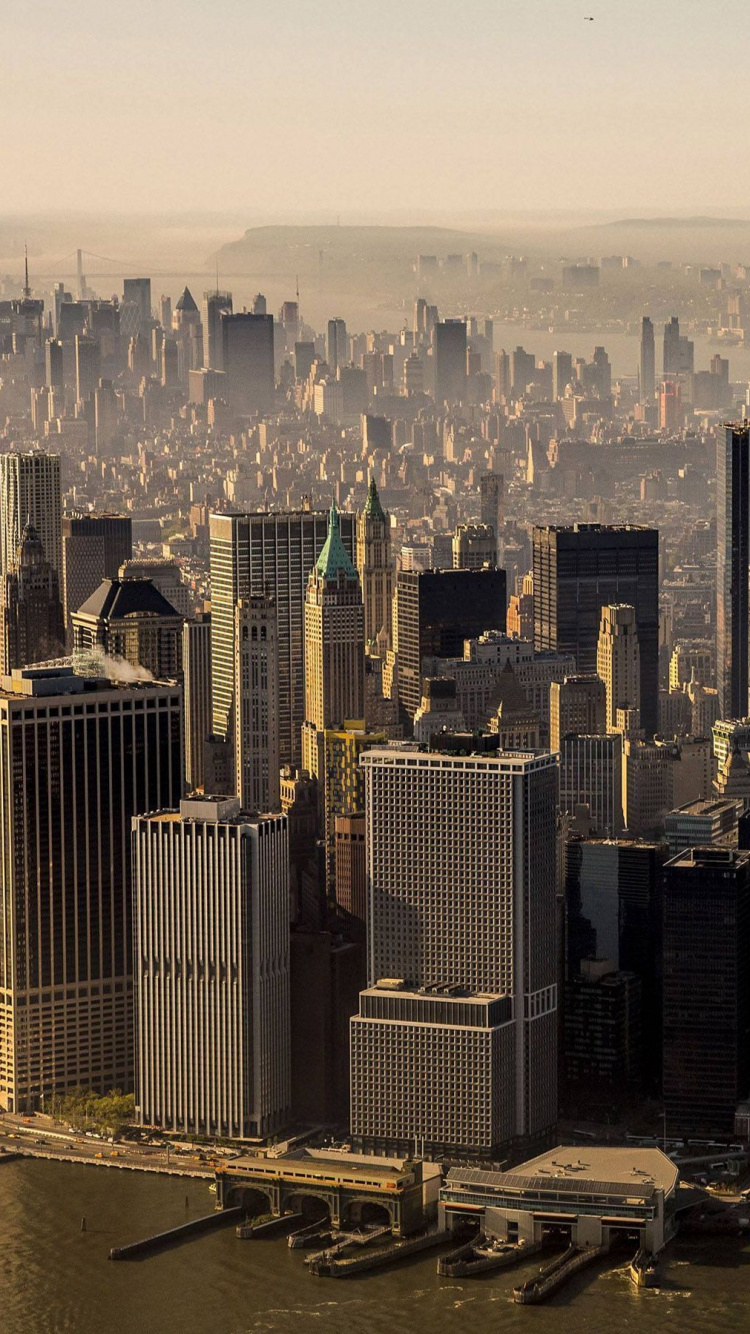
top-left (2, 0), bottom-right (749, 217)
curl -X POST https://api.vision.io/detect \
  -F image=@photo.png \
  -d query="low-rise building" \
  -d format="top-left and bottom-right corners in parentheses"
top-left (440, 1146), bottom-right (680, 1253)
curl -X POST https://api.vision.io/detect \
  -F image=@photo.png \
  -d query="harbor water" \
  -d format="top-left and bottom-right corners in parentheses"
top-left (1, 1158), bottom-right (749, 1333)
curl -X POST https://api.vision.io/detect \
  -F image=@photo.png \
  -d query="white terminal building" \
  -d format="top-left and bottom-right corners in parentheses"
top-left (350, 743), bottom-right (559, 1161)
top-left (440, 1146), bottom-right (680, 1254)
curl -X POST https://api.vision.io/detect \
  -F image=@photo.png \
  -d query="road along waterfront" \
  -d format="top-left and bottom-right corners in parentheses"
top-left (2, 1157), bottom-right (750, 1334)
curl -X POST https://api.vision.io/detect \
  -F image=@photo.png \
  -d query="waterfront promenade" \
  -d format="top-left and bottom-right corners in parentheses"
top-left (0, 1113), bottom-right (215, 1178)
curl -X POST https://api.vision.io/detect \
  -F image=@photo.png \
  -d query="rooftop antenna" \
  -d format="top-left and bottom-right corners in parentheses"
top-left (23, 243), bottom-right (30, 299)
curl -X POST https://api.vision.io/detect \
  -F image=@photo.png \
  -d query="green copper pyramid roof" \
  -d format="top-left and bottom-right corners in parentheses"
top-left (315, 500), bottom-right (358, 579)
top-left (364, 476), bottom-right (386, 521)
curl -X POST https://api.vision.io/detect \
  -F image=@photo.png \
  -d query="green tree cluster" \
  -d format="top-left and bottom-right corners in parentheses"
top-left (49, 1088), bottom-right (135, 1137)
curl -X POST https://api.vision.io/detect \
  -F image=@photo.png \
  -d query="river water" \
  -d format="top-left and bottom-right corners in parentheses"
top-left (1, 1159), bottom-right (749, 1334)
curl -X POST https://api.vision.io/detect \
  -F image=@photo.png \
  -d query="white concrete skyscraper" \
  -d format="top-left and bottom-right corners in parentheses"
top-left (133, 796), bottom-right (291, 1139)
top-left (209, 508), bottom-right (356, 770)
top-left (0, 451), bottom-right (62, 584)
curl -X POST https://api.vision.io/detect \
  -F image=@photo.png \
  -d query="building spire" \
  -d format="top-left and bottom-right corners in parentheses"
top-left (364, 474), bottom-right (386, 521)
top-left (23, 243), bottom-right (30, 299)
top-left (315, 498), bottom-right (357, 580)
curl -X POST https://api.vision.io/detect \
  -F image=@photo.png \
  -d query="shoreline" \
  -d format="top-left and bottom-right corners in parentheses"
top-left (0, 1143), bottom-right (214, 1179)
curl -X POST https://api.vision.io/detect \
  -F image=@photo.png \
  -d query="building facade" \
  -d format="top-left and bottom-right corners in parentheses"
top-left (717, 424), bottom-right (750, 719)
top-left (182, 613), bottom-right (212, 792)
top-left (356, 478), bottom-right (394, 647)
top-left (1, 522), bottom-right (65, 672)
top-left (350, 745), bottom-right (559, 1159)
top-left (133, 797), bottom-right (290, 1138)
top-left (395, 568), bottom-right (506, 725)
top-left (301, 503), bottom-right (365, 782)
top-left (0, 664), bottom-right (182, 1111)
top-left (235, 595), bottom-right (280, 813)
top-left (533, 524), bottom-right (658, 735)
top-left (663, 846), bottom-right (750, 1133)
top-left (209, 509), bottom-right (356, 769)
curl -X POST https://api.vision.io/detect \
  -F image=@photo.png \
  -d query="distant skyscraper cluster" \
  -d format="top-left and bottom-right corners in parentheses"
top-left (1, 242), bottom-right (749, 1168)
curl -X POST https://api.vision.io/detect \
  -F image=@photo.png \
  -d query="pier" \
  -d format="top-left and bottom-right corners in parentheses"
top-left (513, 1243), bottom-right (609, 1304)
top-left (309, 1228), bottom-right (449, 1277)
top-left (437, 1235), bottom-right (542, 1277)
top-left (109, 1206), bottom-right (243, 1260)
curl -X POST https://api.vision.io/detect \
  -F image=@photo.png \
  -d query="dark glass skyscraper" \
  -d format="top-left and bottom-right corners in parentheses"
top-left (717, 424), bottom-right (750, 719)
top-left (0, 664), bottom-right (182, 1112)
top-left (663, 846), bottom-right (750, 1133)
top-left (395, 567), bottom-right (506, 724)
top-left (532, 524), bottom-right (659, 735)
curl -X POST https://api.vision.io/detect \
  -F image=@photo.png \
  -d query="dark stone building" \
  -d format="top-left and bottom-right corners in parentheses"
top-left (396, 567), bottom-right (506, 725)
top-left (663, 846), bottom-right (750, 1133)
top-left (2, 522), bottom-right (65, 672)
top-left (533, 524), bottom-right (659, 734)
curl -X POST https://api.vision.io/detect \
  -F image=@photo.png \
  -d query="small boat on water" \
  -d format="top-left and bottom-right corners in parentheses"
top-left (629, 1248), bottom-right (659, 1288)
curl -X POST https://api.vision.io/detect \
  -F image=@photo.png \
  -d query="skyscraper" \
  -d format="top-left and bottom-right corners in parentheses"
top-left (479, 471), bottom-right (503, 533)
top-left (235, 595), bottom-right (280, 813)
top-left (452, 524), bottom-right (497, 569)
top-left (395, 568), bottom-right (506, 724)
top-left (0, 451), bottom-right (62, 587)
top-left (639, 316), bottom-right (655, 401)
top-left (0, 663), bottom-right (182, 1111)
top-left (74, 334), bottom-right (100, 404)
top-left (182, 613), bottom-right (212, 792)
top-left (356, 477), bottom-right (394, 647)
top-left (552, 349), bottom-right (573, 400)
top-left (122, 277), bottom-right (152, 329)
top-left (597, 603), bottom-right (641, 732)
top-left (301, 502), bottom-right (364, 781)
top-left (434, 319), bottom-right (467, 403)
top-left (133, 796), bottom-right (290, 1138)
top-left (565, 835), bottom-right (667, 1086)
top-left (549, 674), bottom-right (606, 751)
top-left (222, 312), bottom-right (275, 413)
top-left (663, 846), bottom-right (750, 1132)
top-left (717, 424), bottom-right (750, 719)
top-left (511, 345), bottom-right (536, 397)
top-left (663, 315), bottom-right (680, 375)
top-left (533, 524), bottom-right (659, 735)
top-left (327, 317), bottom-right (348, 373)
top-left (1, 522), bottom-right (65, 672)
top-left (45, 338), bottom-right (63, 394)
top-left (209, 509), bottom-right (356, 769)
top-left (350, 744), bottom-right (559, 1159)
top-left (202, 289), bottom-right (233, 371)
top-left (559, 732), bottom-right (624, 836)
top-left (61, 512), bottom-right (132, 640)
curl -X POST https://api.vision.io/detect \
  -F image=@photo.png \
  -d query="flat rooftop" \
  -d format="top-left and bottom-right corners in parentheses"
top-left (448, 1145), bottom-right (678, 1201)
top-left (667, 798), bottom-right (739, 818)
top-left (218, 1147), bottom-right (416, 1185)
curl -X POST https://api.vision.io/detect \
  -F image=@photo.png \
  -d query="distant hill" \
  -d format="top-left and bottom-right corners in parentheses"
top-left (601, 216), bottom-right (750, 229)
top-left (210, 223), bottom-right (504, 272)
